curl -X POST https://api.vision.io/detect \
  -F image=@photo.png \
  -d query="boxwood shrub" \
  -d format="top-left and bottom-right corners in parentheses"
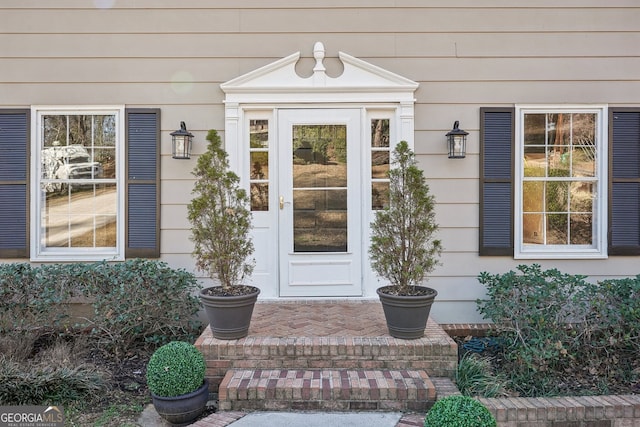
top-left (146, 341), bottom-right (206, 397)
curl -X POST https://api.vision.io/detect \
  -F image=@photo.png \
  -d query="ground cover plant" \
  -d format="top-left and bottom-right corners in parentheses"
top-left (474, 264), bottom-right (640, 397)
top-left (0, 260), bottom-right (203, 426)
top-left (424, 395), bottom-right (497, 427)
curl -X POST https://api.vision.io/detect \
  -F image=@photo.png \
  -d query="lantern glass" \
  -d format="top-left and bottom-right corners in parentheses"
top-left (172, 135), bottom-right (192, 159)
top-left (170, 122), bottom-right (194, 159)
top-left (446, 121), bottom-right (468, 159)
top-left (448, 134), bottom-right (466, 158)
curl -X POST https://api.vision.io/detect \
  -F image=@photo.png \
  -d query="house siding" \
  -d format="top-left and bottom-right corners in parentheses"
top-left (1, 1), bottom-right (639, 322)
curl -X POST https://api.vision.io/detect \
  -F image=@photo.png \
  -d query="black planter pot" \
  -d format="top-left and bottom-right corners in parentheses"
top-left (151, 379), bottom-right (209, 426)
top-left (377, 286), bottom-right (438, 340)
top-left (199, 286), bottom-right (260, 340)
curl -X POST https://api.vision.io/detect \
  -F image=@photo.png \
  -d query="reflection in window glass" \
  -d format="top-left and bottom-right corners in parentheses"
top-left (293, 189), bottom-right (348, 252)
top-left (249, 119), bottom-right (269, 211)
top-left (292, 125), bottom-right (348, 253)
top-left (522, 112), bottom-right (597, 246)
top-left (40, 112), bottom-right (118, 250)
top-left (371, 119), bottom-right (390, 210)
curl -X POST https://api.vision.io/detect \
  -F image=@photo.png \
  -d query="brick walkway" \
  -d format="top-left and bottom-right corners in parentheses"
top-left (248, 299), bottom-right (406, 337)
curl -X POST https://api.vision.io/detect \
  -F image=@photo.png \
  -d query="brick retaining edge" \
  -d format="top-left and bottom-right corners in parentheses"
top-left (441, 324), bottom-right (640, 427)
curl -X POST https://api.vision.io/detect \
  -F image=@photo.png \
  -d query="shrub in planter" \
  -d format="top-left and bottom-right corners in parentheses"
top-left (424, 395), bottom-right (496, 427)
top-left (146, 341), bottom-right (209, 425)
top-left (146, 341), bottom-right (206, 397)
top-left (188, 129), bottom-right (260, 339)
top-left (369, 141), bottom-right (442, 339)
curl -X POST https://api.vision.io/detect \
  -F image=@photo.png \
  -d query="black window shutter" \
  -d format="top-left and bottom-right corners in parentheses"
top-left (0, 110), bottom-right (30, 258)
top-left (479, 108), bottom-right (514, 256)
top-left (609, 108), bottom-right (640, 255)
top-left (125, 109), bottom-right (160, 258)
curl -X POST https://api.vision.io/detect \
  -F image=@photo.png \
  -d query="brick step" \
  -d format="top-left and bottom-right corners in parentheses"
top-left (197, 328), bottom-right (458, 391)
top-left (218, 369), bottom-right (437, 412)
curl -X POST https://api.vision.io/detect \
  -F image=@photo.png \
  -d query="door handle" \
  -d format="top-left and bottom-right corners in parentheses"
top-left (280, 196), bottom-right (285, 210)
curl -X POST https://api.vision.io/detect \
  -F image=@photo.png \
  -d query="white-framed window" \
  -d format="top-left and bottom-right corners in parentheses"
top-left (515, 105), bottom-right (608, 259)
top-left (31, 106), bottom-right (125, 261)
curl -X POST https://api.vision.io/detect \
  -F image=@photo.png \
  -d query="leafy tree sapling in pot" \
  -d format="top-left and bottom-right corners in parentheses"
top-left (369, 141), bottom-right (442, 339)
top-left (187, 129), bottom-right (260, 340)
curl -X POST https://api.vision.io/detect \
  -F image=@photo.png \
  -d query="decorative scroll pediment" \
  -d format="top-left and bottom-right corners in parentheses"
top-left (221, 42), bottom-right (418, 103)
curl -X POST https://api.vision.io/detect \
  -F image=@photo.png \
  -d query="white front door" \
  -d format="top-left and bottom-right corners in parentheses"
top-left (278, 109), bottom-right (363, 296)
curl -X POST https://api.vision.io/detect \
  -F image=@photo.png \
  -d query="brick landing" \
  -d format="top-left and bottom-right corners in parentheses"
top-left (195, 300), bottom-right (458, 392)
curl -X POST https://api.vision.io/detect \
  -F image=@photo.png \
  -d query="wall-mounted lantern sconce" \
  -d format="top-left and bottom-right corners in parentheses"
top-left (446, 121), bottom-right (468, 159)
top-left (170, 121), bottom-right (194, 159)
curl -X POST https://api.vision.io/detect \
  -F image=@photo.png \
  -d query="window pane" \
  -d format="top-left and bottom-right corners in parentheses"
top-left (523, 146), bottom-right (546, 177)
top-left (523, 213), bottom-right (543, 244)
top-left (70, 214), bottom-right (94, 247)
top-left (524, 114), bottom-right (546, 145)
top-left (292, 125), bottom-right (347, 188)
top-left (250, 120), bottom-right (269, 148)
top-left (548, 147), bottom-right (570, 177)
top-left (572, 147), bottom-right (596, 177)
top-left (43, 115), bottom-right (67, 147)
top-left (522, 181), bottom-right (543, 212)
top-left (94, 115), bottom-right (116, 147)
top-left (546, 213), bottom-right (568, 244)
top-left (293, 189), bottom-right (347, 252)
top-left (371, 119), bottom-right (389, 148)
top-left (549, 113), bottom-right (571, 146)
top-left (569, 182), bottom-right (593, 212)
top-left (545, 181), bottom-right (569, 212)
top-left (68, 115), bottom-right (92, 146)
top-left (250, 183), bottom-right (269, 211)
top-left (250, 152), bottom-right (269, 180)
top-left (372, 182), bottom-right (389, 210)
top-left (570, 214), bottom-right (592, 244)
top-left (95, 148), bottom-right (116, 179)
top-left (371, 151), bottom-right (389, 179)
top-left (96, 184), bottom-right (117, 215)
top-left (95, 215), bottom-right (117, 247)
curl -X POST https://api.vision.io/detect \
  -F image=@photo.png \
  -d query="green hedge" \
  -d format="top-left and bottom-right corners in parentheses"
top-left (477, 264), bottom-right (640, 396)
top-left (0, 259), bottom-right (202, 358)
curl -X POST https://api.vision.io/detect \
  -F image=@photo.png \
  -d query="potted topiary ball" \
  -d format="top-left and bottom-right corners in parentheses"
top-left (424, 395), bottom-right (497, 427)
top-left (146, 341), bottom-right (209, 426)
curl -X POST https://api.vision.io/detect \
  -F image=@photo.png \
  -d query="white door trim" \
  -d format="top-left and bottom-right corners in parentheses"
top-left (220, 42), bottom-right (418, 300)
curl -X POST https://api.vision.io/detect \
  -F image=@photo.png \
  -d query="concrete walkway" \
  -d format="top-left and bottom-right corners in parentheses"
top-left (137, 405), bottom-right (424, 427)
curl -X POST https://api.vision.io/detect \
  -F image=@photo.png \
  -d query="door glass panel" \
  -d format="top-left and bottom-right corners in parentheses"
top-left (292, 125), bottom-right (347, 252)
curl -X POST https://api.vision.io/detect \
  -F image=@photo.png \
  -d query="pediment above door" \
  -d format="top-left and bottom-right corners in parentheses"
top-left (220, 42), bottom-right (419, 104)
